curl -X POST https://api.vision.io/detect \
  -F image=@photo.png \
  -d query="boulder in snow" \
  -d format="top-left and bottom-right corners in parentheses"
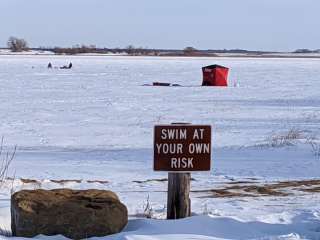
top-left (11, 189), bottom-right (128, 239)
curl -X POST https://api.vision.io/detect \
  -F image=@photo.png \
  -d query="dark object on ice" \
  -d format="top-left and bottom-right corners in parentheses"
top-left (202, 64), bottom-right (229, 86)
top-left (60, 62), bottom-right (72, 69)
top-left (47, 62), bottom-right (52, 69)
top-left (143, 83), bottom-right (182, 87)
top-left (11, 189), bottom-right (128, 239)
top-left (153, 82), bottom-right (171, 86)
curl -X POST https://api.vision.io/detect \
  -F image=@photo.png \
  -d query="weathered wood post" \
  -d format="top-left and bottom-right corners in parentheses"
top-left (167, 172), bottom-right (191, 219)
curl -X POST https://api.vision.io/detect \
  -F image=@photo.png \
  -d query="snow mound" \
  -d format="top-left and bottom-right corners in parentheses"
top-left (103, 213), bottom-right (320, 240)
top-left (3, 214), bottom-right (315, 240)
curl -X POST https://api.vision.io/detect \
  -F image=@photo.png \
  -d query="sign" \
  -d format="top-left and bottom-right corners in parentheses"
top-left (154, 125), bottom-right (211, 172)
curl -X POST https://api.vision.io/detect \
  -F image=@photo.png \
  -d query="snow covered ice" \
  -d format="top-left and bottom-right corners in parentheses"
top-left (1, 55), bottom-right (320, 239)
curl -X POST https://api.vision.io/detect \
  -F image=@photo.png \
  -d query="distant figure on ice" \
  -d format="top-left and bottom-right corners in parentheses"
top-left (60, 62), bottom-right (73, 69)
top-left (47, 62), bottom-right (52, 69)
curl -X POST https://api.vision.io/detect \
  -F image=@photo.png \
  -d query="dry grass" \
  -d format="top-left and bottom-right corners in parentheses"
top-left (306, 135), bottom-right (320, 157)
top-left (264, 128), bottom-right (304, 147)
top-left (0, 225), bottom-right (11, 237)
top-left (143, 195), bottom-right (154, 218)
top-left (0, 137), bottom-right (16, 189)
top-left (193, 179), bottom-right (320, 198)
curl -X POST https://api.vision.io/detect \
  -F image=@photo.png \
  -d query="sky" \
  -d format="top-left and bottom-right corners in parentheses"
top-left (0, 0), bottom-right (319, 51)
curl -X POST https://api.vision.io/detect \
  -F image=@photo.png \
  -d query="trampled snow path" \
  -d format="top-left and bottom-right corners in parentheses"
top-left (0, 55), bottom-right (320, 239)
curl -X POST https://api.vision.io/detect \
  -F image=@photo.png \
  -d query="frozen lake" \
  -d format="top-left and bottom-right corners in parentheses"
top-left (0, 54), bottom-right (319, 182)
top-left (0, 55), bottom-right (320, 181)
top-left (1, 55), bottom-right (319, 150)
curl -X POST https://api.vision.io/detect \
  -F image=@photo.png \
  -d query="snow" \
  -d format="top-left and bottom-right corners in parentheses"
top-left (1, 213), bottom-right (320, 239)
top-left (0, 49), bottom-right (54, 55)
top-left (0, 55), bottom-right (320, 239)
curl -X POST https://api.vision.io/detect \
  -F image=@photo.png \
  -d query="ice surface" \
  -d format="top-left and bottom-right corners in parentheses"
top-left (1, 55), bottom-right (319, 149)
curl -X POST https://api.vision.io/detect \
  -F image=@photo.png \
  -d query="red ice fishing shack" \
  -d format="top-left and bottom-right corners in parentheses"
top-left (202, 64), bottom-right (229, 87)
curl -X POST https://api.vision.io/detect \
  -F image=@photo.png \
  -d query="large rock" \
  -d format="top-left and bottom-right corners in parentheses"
top-left (11, 189), bottom-right (128, 239)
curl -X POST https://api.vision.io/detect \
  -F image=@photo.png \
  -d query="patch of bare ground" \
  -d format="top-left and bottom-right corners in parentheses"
top-left (10, 178), bottom-right (109, 186)
top-left (241, 186), bottom-right (288, 196)
top-left (133, 178), bottom-right (168, 184)
top-left (86, 180), bottom-right (109, 184)
top-left (193, 189), bottom-right (252, 198)
top-left (133, 178), bottom-right (196, 184)
top-left (194, 179), bottom-right (320, 198)
top-left (7, 178), bottom-right (320, 198)
top-left (270, 179), bottom-right (320, 188)
top-left (20, 178), bottom-right (41, 184)
top-left (299, 187), bottom-right (320, 193)
top-left (50, 179), bottom-right (82, 184)
top-left (227, 181), bottom-right (259, 185)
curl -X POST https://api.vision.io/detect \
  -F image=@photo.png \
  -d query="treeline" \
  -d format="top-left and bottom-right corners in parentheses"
top-left (41, 46), bottom-right (216, 56)
top-left (5, 36), bottom-right (320, 55)
top-left (293, 49), bottom-right (320, 54)
top-left (40, 45), bottom-right (161, 56)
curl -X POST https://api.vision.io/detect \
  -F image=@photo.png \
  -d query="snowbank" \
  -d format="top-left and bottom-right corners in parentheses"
top-left (1, 213), bottom-right (320, 239)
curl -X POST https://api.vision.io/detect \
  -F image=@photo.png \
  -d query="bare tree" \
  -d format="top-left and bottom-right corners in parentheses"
top-left (125, 45), bottom-right (135, 55)
top-left (7, 37), bottom-right (29, 52)
top-left (183, 46), bottom-right (198, 56)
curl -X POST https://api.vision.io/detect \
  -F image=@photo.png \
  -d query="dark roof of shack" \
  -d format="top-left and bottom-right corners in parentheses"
top-left (202, 64), bottom-right (229, 69)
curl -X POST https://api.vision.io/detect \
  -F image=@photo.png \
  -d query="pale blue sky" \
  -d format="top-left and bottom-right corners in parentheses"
top-left (0, 0), bottom-right (319, 51)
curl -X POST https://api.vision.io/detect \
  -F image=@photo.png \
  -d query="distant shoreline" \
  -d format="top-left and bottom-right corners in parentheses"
top-left (1, 51), bottom-right (320, 59)
top-left (1, 54), bottom-right (320, 59)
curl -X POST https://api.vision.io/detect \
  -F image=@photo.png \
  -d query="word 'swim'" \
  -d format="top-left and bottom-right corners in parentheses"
top-left (160, 128), bottom-right (205, 140)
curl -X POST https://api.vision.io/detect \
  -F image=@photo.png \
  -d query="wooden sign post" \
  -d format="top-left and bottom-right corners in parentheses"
top-left (154, 124), bottom-right (211, 219)
top-left (167, 172), bottom-right (191, 219)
